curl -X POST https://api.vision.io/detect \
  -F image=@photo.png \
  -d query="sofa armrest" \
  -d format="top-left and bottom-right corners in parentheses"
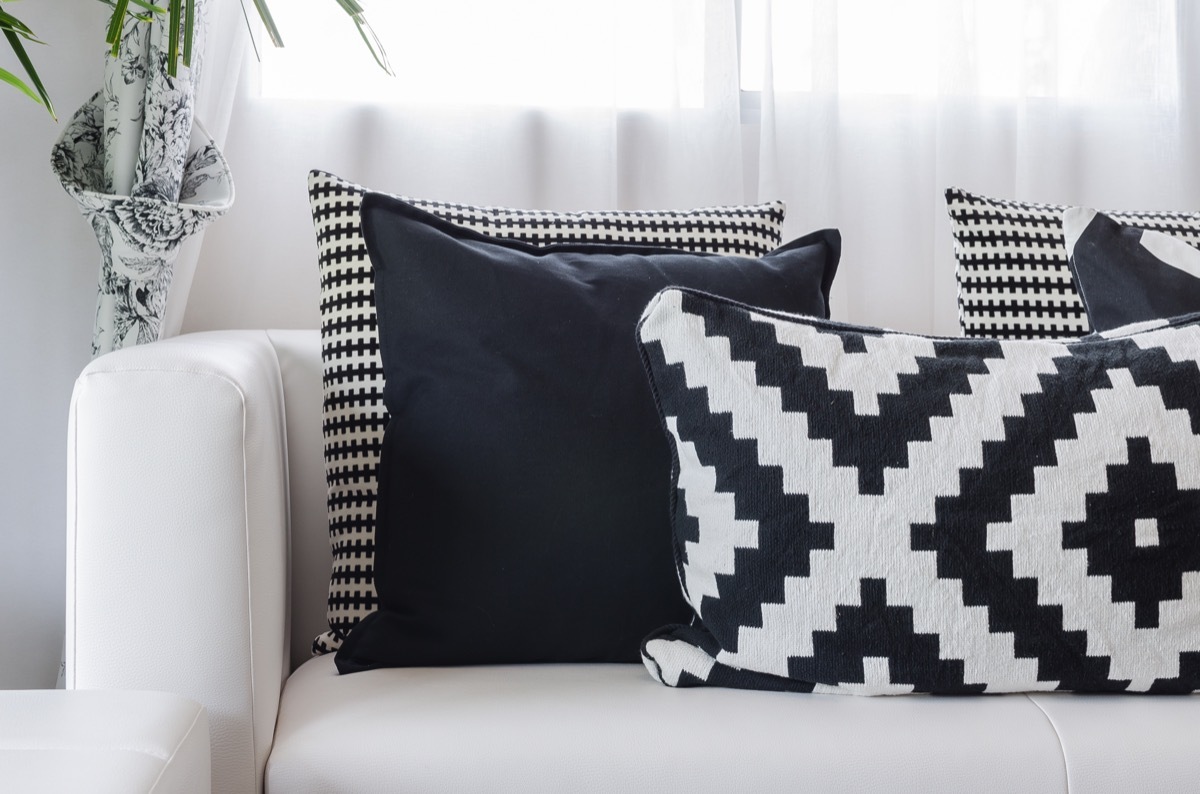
top-left (67, 331), bottom-right (290, 794)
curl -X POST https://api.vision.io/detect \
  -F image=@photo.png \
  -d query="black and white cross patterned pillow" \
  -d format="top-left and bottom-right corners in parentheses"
top-left (638, 287), bottom-right (1200, 695)
top-left (945, 187), bottom-right (1200, 340)
top-left (307, 170), bottom-right (787, 654)
top-left (1064, 208), bottom-right (1200, 332)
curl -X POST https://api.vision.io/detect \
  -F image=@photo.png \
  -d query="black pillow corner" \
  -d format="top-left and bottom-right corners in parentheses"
top-left (1065, 208), bottom-right (1200, 332)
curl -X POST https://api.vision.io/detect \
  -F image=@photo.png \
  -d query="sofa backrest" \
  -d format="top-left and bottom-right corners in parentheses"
top-left (266, 330), bottom-right (332, 671)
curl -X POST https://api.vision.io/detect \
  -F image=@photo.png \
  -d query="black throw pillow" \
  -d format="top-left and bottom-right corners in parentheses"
top-left (335, 192), bottom-right (840, 672)
top-left (1064, 208), bottom-right (1200, 332)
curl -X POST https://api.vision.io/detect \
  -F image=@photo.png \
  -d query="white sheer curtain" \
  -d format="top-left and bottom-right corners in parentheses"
top-left (159, 0), bottom-right (249, 337)
top-left (748, 0), bottom-right (1196, 332)
top-left (184, 0), bottom-right (1199, 335)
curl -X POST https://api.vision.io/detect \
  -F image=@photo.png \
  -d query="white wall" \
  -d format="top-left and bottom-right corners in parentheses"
top-left (0, 4), bottom-right (112, 688)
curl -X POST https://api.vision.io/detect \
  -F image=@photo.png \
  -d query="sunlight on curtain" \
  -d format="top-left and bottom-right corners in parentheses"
top-left (187, 0), bottom-right (1198, 336)
top-left (739, 0), bottom-right (1188, 331)
top-left (261, 1), bottom-right (705, 108)
top-left (740, 0), bottom-right (1178, 101)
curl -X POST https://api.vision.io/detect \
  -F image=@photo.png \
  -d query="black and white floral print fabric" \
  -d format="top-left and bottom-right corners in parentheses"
top-left (51, 5), bottom-right (232, 357)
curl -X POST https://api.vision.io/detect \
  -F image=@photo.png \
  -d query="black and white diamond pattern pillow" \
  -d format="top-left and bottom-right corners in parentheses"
top-left (638, 287), bottom-right (1200, 695)
top-left (308, 170), bottom-right (787, 654)
top-left (945, 187), bottom-right (1200, 339)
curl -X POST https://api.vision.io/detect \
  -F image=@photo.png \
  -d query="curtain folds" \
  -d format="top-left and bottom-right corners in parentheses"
top-left (51, 3), bottom-right (247, 354)
top-left (185, 0), bottom-right (1200, 336)
top-left (159, 1), bottom-right (249, 338)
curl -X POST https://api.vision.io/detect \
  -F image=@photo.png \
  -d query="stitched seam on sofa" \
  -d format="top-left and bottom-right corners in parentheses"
top-left (0, 744), bottom-right (174, 759)
top-left (73, 362), bottom-right (267, 791)
top-left (238, 331), bottom-right (267, 794)
top-left (82, 362), bottom-right (260, 788)
top-left (1023, 694), bottom-right (1072, 793)
top-left (73, 365), bottom-right (252, 695)
top-left (265, 330), bottom-right (297, 673)
top-left (148, 705), bottom-right (207, 792)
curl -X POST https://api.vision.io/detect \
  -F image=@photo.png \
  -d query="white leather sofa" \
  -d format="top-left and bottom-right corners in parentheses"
top-left (0, 689), bottom-right (209, 793)
top-left (67, 331), bottom-right (1200, 793)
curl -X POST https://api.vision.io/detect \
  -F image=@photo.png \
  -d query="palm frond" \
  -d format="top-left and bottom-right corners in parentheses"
top-left (1, 21), bottom-right (53, 118)
top-left (104, 0), bottom-right (131, 55)
top-left (2, 0), bottom-right (393, 118)
top-left (181, 0), bottom-right (195, 67)
top-left (0, 64), bottom-right (44, 106)
top-left (0, 8), bottom-right (41, 41)
top-left (245, 0), bottom-right (283, 48)
top-left (335, 0), bottom-right (393, 75)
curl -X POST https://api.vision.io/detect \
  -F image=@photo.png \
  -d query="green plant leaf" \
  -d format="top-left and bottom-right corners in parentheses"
top-left (182, 0), bottom-right (194, 67)
top-left (2, 27), bottom-right (53, 118)
top-left (95, 0), bottom-right (166, 19)
top-left (166, 0), bottom-right (180, 76)
top-left (105, 0), bottom-right (130, 53)
top-left (0, 9), bottom-right (40, 41)
top-left (0, 64), bottom-right (44, 106)
top-left (334, 0), bottom-right (392, 75)
top-left (236, 0), bottom-right (262, 63)
top-left (247, 0), bottom-right (284, 48)
top-left (126, 0), bottom-right (167, 15)
top-left (3, 0), bottom-right (392, 119)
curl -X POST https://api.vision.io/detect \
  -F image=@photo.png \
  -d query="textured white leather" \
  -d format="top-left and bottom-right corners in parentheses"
top-left (1027, 693), bottom-right (1200, 792)
top-left (70, 331), bottom-right (1200, 794)
top-left (0, 689), bottom-right (209, 793)
top-left (268, 655), bottom-right (1066, 793)
top-left (67, 331), bottom-right (290, 794)
top-left (263, 330), bottom-right (328, 669)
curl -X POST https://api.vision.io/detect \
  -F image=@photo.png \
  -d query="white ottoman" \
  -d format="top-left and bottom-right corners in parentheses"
top-left (0, 689), bottom-right (210, 794)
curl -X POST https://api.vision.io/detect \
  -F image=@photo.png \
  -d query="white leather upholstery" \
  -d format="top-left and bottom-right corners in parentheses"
top-left (262, 330), bottom-right (330, 670)
top-left (0, 689), bottom-right (209, 793)
top-left (269, 655), bottom-right (1068, 793)
top-left (67, 331), bottom-right (293, 794)
top-left (70, 330), bottom-right (1200, 794)
top-left (1027, 693), bottom-right (1200, 792)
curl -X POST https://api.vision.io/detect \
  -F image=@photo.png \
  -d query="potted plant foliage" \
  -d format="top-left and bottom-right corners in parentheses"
top-left (2, 0), bottom-right (389, 118)
top-left (3, 0), bottom-right (388, 356)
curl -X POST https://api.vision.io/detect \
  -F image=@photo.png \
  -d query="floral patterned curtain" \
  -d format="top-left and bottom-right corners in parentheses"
top-left (50, 2), bottom-right (233, 357)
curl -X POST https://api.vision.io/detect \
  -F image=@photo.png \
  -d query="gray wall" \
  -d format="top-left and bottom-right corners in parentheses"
top-left (0, 4), bottom-right (111, 689)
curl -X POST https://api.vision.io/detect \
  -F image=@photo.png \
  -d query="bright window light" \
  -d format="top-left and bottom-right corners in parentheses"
top-left (738, 0), bottom-right (1178, 101)
top-left (260, 1), bottom-right (706, 109)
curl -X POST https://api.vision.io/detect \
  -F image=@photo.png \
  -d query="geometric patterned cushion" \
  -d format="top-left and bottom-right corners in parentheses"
top-left (637, 287), bottom-right (1200, 694)
top-left (307, 170), bottom-right (787, 654)
top-left (945, 187), bottom-right (1200, 340)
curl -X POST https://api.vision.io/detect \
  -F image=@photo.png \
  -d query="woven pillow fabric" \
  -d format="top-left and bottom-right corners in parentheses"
top-left (638, 287), bottom-right (1200, 695)
top-left (945, 187), bottom-right (1200, 340)
top-left (307, 170), bottom-right (787, 654)
top-left (1064, 208), bottom-right (1200, 332)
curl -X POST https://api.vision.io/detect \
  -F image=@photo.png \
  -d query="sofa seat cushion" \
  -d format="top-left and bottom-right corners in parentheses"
top-left (255, 655), bottom-right (1180, 793)
top-left (0, 690), bottom-right (209, 794)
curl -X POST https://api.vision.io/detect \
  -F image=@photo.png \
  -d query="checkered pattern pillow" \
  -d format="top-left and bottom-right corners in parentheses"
top-left (307, 170), bottom-right (787, 654)
top-left (945, 187), bottom-right (1200, 339)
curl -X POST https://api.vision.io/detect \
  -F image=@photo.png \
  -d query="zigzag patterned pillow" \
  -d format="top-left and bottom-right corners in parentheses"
top-left (638, 287), bottom-right (1200, 695)
top-left (307, 170), bottom-right (787, 654)
top-left (945, 187), bottom-right (1200, 340)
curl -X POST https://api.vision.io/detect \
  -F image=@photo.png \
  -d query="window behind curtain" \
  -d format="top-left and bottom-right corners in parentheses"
top-left (263, 0), bottom-right (1177, 108)
top-left (738, 0), bottom-right (1178, 102)
top-left (259, 0), bottom-right (706, 108)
